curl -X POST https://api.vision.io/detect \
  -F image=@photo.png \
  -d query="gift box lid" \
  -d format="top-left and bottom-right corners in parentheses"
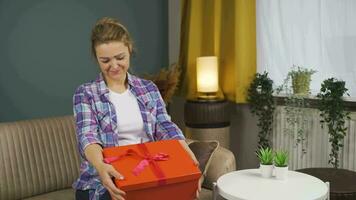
top-left (102, 139), bottom-right (201, 191)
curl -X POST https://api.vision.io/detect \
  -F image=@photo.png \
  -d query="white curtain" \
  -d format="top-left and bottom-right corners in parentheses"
top-left (257, 0), bottom-right (356, 97)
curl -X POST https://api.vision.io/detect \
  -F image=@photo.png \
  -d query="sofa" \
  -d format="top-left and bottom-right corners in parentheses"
top-left (0, 115), bottom-right (236, 200)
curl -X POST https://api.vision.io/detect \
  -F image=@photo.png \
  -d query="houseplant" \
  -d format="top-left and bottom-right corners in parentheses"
top-left (276, 66), bottom-right (316, 154)
top-left (317, 78), bottom-right (350, 168)
top-left (283, 95), bottom-right (309, 154)
top-left (274, 150), bottom-right (289, 180)
top-left (290, 66), bottom-right (316, 95)
top-left (277, 66), bottom-right (316, 96)
top-left (247, 72), bottom-right (275, 148)
top-left (144, 63), bottom-right (181, 104)
top-left (256, 147), bottom-right (274, 178)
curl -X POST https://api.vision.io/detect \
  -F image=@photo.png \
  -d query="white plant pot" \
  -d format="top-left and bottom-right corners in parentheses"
top-left (275, 166), bottom-right (288, 180)
top-left (260, 164), bottom-right (273, 178)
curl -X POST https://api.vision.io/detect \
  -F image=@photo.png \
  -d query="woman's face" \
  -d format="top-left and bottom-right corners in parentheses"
top-left (95, 41), bottom-right (130, 83)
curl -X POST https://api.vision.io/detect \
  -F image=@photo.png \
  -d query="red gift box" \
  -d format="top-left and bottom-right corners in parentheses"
top-left (102, 139), bottom-right (201, 200)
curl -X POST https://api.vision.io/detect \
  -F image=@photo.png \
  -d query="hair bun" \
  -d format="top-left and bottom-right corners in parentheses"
top-left (91, 17), bottom-right (134, 57)
top-left (96, 17), bottom-right (123, 28)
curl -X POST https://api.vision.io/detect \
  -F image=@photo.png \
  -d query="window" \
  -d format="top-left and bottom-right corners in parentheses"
top-left (257, 0), bottom-right (356, 97)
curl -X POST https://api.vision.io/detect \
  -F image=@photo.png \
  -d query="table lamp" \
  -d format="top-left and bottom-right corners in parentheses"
top-left (196, 56), bottom-right (219, 99)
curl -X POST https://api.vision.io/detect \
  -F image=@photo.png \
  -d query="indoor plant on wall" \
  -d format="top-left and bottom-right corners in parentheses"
top-left (256, 147), bottom-right (274, 178)
top-left (317, 78), bottom-right (350, 168)
top-left (290, 66), bottom-right (316, 95)
top-left (274, 150), bottom-right (289, 180)
top-left (277, 65), bottom-right (316, 96)
top-left (247, 72), bottom-right (275, 148)
top-left (282, 95), bottom-right (309, 154)
top-left (276, 66), bottom-right (316, 154)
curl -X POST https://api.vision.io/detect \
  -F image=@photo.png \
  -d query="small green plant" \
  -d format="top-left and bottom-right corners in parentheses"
top-left (276, 66), bottom-right (316, 154)
top-left (276, 66), bottom-right (316, 95)
top-left (256, 147), bottom-right (274, 165)
top-left (283, 95), bottom-right (310, 154)
top-left (317, 78), bottom-right (350, 168)
top-left (274, 150), bottom-right (289, 167)
top-left (290, 66), bottom-right (316, 95)
top-left (247, 72), bottom-right (275, 149)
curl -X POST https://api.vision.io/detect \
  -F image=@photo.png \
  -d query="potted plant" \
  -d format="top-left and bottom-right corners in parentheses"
top-left (276, 66), bottom-right (316, 154)
top-left (256, 147), bottom-right (274, 178)
top-left (289, 66), bottom-right (316, 95)
top-left (274, 150), bottom-right (289, 180)
top-left (144, 63), bottom-right (181, 104)
top-left (247, 72), bottom-right (275, 148)
top-left (317, 78), bottom-right (350, 168)
top-left (283, 95), bottom-right (310, 154)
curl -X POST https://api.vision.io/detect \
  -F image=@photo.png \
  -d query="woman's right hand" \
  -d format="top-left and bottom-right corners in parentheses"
top-left (96, 162), bottom-right (126, 200)
top-left (84, 144), bottom-right (126, 200)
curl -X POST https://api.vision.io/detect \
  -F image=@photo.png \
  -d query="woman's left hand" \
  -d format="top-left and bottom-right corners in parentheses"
top-left (190, 153), bottom-right (202, 199)
top-left (178, 140), bottom-right (203, 200)
top-left (195, 175), bottom-right (203, 199)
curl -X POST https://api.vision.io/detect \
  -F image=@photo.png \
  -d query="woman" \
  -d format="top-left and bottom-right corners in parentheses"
top-left (72, 17), bottom-right (201, 200)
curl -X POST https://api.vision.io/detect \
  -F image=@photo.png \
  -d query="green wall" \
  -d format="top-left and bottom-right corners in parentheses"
top-left (0, 0), bottom-right (168, 122)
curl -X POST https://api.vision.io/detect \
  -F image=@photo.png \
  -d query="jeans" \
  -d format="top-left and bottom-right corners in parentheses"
top-left (75, 190), bottom-right (111, 200)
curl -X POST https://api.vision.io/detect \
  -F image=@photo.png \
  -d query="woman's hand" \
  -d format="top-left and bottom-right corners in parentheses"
top-left (195, 175), bottom-right (204, 199)
top-left (96, 162), bottom-right (126, 200)
top-left (178, 140), bottom-right (203, 199)
top-left (178, 140), bottom-right (199, 165)
top-left (188, 148), bottom-right (202, 200)
top-left (84, 144), bottom-right (126, 200)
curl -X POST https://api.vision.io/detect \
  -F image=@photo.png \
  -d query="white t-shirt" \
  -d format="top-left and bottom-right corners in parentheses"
top-left (109, 89), bottom-right (150, 146)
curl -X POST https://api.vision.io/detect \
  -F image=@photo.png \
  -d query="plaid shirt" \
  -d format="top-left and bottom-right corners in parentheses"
top-left (72, 73), bottom-right (185, 200)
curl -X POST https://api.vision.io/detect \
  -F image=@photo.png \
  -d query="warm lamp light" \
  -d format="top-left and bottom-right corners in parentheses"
top-left (196, 56), bottom-right (219, 99)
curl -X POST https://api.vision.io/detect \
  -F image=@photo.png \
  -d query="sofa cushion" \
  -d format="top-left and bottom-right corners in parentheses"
top-left (203, 146), bottom-right (236, 190)
top-left (188, 140), bottom-right (219, 176)
top-left (0, 116), bottom-right (80, 200)
top-left (23, 188), bottom-right (75, 200)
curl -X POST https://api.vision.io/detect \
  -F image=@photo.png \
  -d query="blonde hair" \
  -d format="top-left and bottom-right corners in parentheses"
top-left (91, 17), bottom-right (134, 58)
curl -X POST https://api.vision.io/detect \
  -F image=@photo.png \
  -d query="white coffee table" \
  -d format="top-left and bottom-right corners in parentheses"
top-left (214, 169), bottom-right (329, 200)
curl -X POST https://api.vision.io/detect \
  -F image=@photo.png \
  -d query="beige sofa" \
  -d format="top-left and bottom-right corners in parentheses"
top-left (0, 115), bottom-right (235, 200)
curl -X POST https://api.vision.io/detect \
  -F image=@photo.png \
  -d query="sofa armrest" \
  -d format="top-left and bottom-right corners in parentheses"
top-left (204, 146), bottom-right (236, 189)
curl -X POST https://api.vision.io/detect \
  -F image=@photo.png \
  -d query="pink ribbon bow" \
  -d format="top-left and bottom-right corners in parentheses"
top-left (132, 152), bottom-right (169, 176)
top-left (104, 143), bottom-right (169, 185)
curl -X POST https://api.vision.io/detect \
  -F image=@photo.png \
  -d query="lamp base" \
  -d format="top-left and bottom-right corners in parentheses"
top-left (196, 92), bottom-right (224, 102)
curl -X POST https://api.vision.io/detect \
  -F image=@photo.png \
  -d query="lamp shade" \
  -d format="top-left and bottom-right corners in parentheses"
top-left (196, 56), bottom-right (219, 93)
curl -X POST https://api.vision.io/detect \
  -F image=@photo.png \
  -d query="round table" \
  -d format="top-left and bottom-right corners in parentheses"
top-left (217, 169), bottom-right (328, 200)
top-left (296, 168), bottom-right (356, 200)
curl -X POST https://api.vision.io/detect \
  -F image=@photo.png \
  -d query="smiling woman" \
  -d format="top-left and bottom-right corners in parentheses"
top-left (95, 42), bottom-right (131, 93)
top-left (72, 17), bottom-right (202, 200)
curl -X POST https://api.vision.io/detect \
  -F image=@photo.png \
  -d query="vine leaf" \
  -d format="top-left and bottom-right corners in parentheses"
top-left (317, 78), bottom-right (349, 169)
